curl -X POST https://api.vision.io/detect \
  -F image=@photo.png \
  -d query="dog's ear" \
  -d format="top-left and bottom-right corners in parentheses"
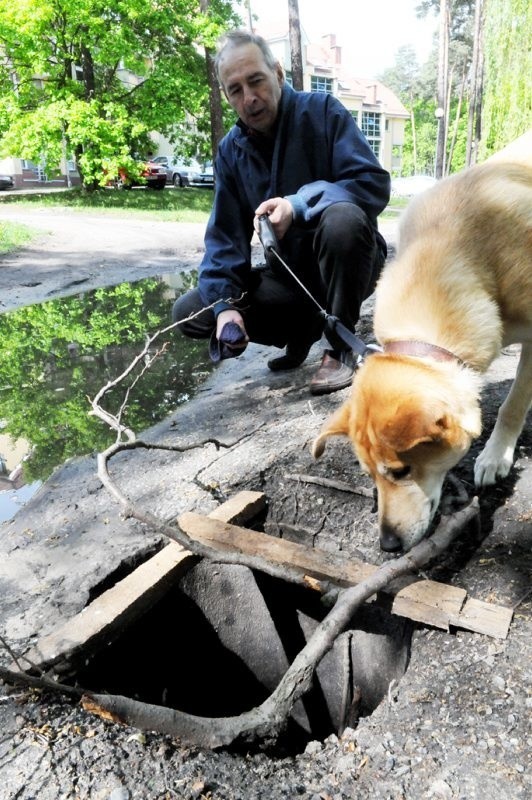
top-left (457, 407), bottom-right (482, 439)
top-left (311, 402), bottom-right (351, 458)
top-left (383, 405), bottom-right (475, 453)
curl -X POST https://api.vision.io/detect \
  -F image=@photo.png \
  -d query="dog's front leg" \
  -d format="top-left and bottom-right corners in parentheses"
top-left (475, 342), bottom-right (532, 486)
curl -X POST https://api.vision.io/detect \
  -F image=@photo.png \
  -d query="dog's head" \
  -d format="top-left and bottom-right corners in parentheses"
top-left (312, 355), bottom-right (481, 552)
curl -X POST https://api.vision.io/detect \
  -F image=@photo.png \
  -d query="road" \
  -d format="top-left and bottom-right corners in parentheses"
top-left (0, 206), bottom-right (207, 311)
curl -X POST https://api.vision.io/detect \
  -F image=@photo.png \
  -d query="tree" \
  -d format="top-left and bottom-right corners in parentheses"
top-left (380, 45), bottom-right (423, 173)
top-left (0, 0), bottom-right (237, 189)
top-left (288, 0), bottom-right (304, 91)
top-left (481, 0), bottom-right (531, 156)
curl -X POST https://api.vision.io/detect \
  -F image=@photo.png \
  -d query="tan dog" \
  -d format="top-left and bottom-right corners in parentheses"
top-left (313, 158), bottom-right (532, 552)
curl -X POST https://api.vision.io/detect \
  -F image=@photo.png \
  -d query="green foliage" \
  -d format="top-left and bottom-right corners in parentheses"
top-left (0, 221), bottom-right (36, 252)
top-left (0, 0), bottom-right (238, 188)
top-left (0, 276), bottom-right (211, 483)
top-left (481, 0), bottom-right (532, 156)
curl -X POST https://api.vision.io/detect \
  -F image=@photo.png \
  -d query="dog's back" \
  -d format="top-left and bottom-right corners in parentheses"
top-left (375, 162), bottom-right (532, 368)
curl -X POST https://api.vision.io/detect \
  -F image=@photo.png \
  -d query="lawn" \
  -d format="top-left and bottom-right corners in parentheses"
top-left (0, 185), bottom-right (215, 223)
top-left (0, 220), bottom-right (36, 253)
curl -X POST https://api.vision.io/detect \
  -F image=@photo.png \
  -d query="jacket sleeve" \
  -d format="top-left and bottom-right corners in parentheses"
top-left (197, 145), bottom-right (255, 314)
top-left (285, 95), bottom-right (391, 226)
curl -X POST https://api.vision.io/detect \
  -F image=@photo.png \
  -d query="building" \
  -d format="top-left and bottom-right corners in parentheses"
top-left (266, 32), bottom-right (408, 175)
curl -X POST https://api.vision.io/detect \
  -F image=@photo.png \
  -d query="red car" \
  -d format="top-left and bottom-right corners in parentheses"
top-left (110, 160), bottom-right (166, 190)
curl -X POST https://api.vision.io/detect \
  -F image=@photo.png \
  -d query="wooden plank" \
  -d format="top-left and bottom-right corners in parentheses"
top-left (22, 491), bottom-right (267, 671)
top-left (177, 511), bottom-right (377, 587)
top-left (451, 597), bottom-right (514, 639)
top-left (178, 511), bottom-right (513, 639)
top-left (392, 581), bottom-right (467, 631)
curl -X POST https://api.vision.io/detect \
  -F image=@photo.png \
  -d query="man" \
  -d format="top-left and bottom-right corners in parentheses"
top-left (172, 30), bottom-right (390, 394)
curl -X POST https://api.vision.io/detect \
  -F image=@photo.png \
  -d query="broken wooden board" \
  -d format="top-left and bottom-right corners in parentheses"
top-left (177, 509), bottom-right (514, 640)
top-left (21, 490), bottom-right (513, 676)
top-left (21, 491), bottom-right (267, 673)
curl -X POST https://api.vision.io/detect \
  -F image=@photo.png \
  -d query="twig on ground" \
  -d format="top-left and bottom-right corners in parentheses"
top-left (284, 472), bottom-right (374, 498)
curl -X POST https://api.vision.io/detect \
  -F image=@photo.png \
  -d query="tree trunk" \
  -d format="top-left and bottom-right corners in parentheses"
top-left (447, 63), bottom-right (467, 174)
top-left (466, 0), bottom-right (484, 166)
top-left (288, 0), bottom-right (304, 91)
top-left (435, 0), bottom-right (450, 179)
top-left (200, 0), bottom-right (225, 160)
top-left (410, 94), bottom-right (418, 175)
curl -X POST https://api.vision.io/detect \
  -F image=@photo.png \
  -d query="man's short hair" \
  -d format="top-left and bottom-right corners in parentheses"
top-left (214, 30), bottom-right (279, 83)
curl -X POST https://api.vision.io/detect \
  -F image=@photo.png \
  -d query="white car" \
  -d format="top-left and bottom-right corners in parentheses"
top-left (150, 156), bottom-right (201, 187)
top-left (391, 175), bottom-right (438, 197)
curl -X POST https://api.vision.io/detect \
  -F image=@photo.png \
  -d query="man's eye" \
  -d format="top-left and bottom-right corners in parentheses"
top-left (390, 466), bottom-right (411, 480)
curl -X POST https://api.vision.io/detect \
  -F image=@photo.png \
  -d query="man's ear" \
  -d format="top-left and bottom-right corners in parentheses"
top-left (311, 402), bottom-right (351, 459)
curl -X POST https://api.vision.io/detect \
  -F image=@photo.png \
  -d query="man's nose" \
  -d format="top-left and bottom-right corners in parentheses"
top-left (243, 86), bottom-right (256, 106)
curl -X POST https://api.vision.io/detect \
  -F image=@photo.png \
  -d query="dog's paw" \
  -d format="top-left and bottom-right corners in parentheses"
top-left (474, 442), bottom-right (514, 487)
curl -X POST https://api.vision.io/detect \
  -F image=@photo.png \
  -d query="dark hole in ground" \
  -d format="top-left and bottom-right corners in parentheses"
top-left (73, 561), bottom-right (412, 755)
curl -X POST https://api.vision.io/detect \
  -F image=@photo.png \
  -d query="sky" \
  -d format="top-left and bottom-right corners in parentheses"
top-left (244, 0), bottom-right (439, 78)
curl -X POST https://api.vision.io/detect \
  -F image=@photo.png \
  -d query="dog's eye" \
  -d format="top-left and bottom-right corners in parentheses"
top-left (390, 465), bottom-right (411, 480)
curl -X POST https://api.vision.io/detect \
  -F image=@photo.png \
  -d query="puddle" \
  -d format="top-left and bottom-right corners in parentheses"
top-left (0, 271), bottom-right (214, 521)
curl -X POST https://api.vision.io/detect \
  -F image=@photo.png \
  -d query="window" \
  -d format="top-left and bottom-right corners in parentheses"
top-left (361, 111), bottom-right (382, 159)
top-left (311, 75), bottom-right (333, 94)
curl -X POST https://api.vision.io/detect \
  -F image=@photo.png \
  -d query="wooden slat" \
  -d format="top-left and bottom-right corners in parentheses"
top-left (178, 511), bottom-right (376, 587)
top-left (451, 597), bottom-right (514, 639)
top-left (392, 581), bottom-right (467, 631)
top-left (22, 491), bottom-right (267, 671)
top-left (178, 511), bottom-right (513, 639)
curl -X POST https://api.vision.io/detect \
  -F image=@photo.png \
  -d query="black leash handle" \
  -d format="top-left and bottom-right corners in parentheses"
top-left (258, 214), bottom-right (278, 253)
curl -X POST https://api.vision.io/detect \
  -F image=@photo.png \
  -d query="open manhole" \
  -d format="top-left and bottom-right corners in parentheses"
top-left (72, 559), bottom-right (412, 753)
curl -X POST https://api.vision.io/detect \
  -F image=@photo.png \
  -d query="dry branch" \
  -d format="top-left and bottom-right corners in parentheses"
top-left (1, 502), bottom-right (479, 747)
top-left (80, 500), bottom-right (478, 748)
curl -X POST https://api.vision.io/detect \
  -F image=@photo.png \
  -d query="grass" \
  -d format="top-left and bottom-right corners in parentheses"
top-left (0, 184), bottom-right (406, 242)
top-left (0, 220), bottom-right (36, 253)
top-left (0, 185), bottom-right (215, 223)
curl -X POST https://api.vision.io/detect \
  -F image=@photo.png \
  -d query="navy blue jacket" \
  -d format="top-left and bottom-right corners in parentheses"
top-left (199, 83), bottom-right (391, 313)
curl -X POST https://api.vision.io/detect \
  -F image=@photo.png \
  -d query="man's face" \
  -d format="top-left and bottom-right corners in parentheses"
top-left (218, 43), bottom-right (284, 136)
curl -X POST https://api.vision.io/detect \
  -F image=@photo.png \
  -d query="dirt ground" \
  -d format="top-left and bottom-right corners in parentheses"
top-left (0, 204), bottom-right (530, 800)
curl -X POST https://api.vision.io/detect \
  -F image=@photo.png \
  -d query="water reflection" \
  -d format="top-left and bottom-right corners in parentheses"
top-left (0, 272), bottom-right (212, 521)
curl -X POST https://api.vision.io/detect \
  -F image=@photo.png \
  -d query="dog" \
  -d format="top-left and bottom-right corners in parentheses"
top-left (312, 156), bottom-right (532, 552)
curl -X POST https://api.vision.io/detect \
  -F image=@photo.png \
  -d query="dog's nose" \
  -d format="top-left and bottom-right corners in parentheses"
top-left (380, 525), bottom-right (403, 552)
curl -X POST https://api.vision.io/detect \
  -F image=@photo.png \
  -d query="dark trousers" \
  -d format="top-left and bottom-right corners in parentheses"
top-left (172, 202), bottom-right (385, 353)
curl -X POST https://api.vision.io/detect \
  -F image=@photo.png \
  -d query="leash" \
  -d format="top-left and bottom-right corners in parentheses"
top-left (258, 214), bottom-right (381, 360)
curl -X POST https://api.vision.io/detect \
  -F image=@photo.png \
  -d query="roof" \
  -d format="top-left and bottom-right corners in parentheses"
top-left (255, 29), bottom-right (408, 118)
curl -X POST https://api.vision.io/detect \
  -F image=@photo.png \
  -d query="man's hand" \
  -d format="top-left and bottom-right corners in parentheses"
top-left (254, 197), bottom-right (294, 241)
top-left (216, 308), bottom-right (248, 343)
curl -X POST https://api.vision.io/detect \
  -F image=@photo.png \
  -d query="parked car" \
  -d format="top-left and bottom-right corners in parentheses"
top-left (0, 174), bottom-right (14, 191)
top-left (150, 156), bottom-right (201, 187)
top-left (190, 162), bottom-right (215, 188)
top-left (109, 159), bottom-right (166, 190)
top-left (391, 175), bottom-right (438, 197)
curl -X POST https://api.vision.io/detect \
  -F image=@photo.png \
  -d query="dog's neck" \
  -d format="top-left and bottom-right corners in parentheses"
top-left (384, 340), bottom-right (465, 365)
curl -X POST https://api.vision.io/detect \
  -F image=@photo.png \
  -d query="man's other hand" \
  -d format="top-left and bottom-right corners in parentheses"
top-left (216, 309), bottom-right (248, 343)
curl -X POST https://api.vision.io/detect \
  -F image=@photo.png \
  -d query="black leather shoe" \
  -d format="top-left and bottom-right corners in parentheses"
top-left (309, 350), bottom-right (355, 395)
top-left (267, 340), bottom-right (313, 371)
